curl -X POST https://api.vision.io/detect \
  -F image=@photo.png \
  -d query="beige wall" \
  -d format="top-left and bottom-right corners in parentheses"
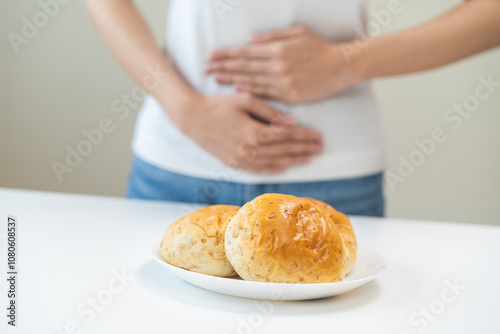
top-left (1, 0), bottom-right (499, 225)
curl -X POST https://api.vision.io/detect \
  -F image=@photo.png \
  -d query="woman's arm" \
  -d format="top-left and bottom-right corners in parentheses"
top-left (85, 0), bottom-right (324, 173)
top-left (85, 0), bottom-right (195, 125)
top-left (356, 0), bottom-right (500, 80)
top-left (206, 0), bottom-right (500, 103)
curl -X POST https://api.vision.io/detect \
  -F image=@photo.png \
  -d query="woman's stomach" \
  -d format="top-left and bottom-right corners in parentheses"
top-left (131, 80), bottom-right (385, 184)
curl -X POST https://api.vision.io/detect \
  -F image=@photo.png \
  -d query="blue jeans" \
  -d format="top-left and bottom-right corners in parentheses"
top-left (126, 155), bottom-right (385, 217)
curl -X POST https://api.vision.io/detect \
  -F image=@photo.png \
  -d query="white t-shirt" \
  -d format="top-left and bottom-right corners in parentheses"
top-left (132, 0), bottom-right (385, 183)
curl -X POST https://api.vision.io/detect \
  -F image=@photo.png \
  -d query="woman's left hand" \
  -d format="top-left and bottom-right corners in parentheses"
top-left (206, 26), bottom-right (362, 104)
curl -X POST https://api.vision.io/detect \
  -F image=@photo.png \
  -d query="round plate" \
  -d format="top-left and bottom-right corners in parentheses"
top-left (150, 239), bottom-right (387, 300)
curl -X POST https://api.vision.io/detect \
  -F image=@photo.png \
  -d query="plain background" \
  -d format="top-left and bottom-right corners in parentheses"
top-left (1, 0), bottom-right (499, 225)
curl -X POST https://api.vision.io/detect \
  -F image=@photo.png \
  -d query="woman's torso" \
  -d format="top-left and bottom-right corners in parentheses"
top-left (132, 0), bottom-right (385, 183)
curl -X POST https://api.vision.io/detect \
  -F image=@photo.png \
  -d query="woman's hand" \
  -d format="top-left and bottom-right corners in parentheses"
top-left (206, 26), bottom-right (361, 104)
top-left (176, 93), bottom-right (324, 173)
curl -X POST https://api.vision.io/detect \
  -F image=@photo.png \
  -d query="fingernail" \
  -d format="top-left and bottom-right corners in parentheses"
top-left (206, 63), bottom-right (216, 72)
top-left (302, 156), bottom-right (312, 163)
top-left (210, 51), bottom-right (220, 60)
top-left (252, 34), bottom-right (262, 42)
top-left (283, 114), bottom-right (295, 125)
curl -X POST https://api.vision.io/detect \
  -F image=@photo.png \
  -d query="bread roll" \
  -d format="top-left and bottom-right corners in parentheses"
top-left (225, 194), bottom-right (348, 283)
top-left (160, 205), bottom-right (240, 277)
top-left (304, 198), bottom-right (357, 274)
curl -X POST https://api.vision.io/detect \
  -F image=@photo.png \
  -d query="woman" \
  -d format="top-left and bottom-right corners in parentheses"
top-left (86, 0), bottom-right (500, 216)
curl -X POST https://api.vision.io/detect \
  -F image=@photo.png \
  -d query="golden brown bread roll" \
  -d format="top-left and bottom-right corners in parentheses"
top-left (160, 205), bottom-right (240, 277)
top-left (225, 194), bottom-right (348, 283)
top-left (304, 198), bottom-right (357, 274)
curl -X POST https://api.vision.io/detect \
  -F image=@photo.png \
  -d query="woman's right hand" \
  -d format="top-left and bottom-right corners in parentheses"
top-left (174, 93), bottom-right (324, 174)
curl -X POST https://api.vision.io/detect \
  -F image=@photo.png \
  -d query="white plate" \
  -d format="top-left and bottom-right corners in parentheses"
top-left (150, 239), bottom-right (387, 300)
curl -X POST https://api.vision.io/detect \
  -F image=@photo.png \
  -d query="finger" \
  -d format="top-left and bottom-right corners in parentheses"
top-left (239, 94), bottom-right (294, 126)
top-left (207, 58), bottom-right (273, 74)
top-left (235, 83), bottom-right (282, 101)
top-left (252, 26), bottom-right (305, 43)
top-left (254, 141), bottom-right (323, 157)
top-left (210, 43), bottom-right (276, 60)
top-left (214, 71), bottom-right (275, 86)
top-left (271, 126), bottom-right (324, 143)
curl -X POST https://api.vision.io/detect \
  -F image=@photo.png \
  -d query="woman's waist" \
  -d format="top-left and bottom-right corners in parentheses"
top-left (137, 89), bottom-right (383, 158)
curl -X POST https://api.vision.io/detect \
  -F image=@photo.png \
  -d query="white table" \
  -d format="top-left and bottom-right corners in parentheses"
top-left (1, 188), bottom-right (499, 334)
